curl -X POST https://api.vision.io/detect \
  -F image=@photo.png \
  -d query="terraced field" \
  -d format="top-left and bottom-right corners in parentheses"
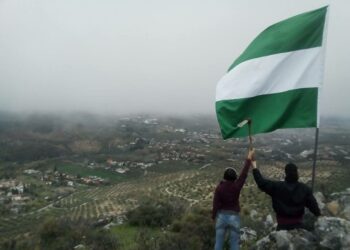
top-left (0, 159), bottom-right (347, 240)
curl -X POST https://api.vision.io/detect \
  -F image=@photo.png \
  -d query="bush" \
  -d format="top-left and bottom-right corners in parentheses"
top-left (134, 228), bottom-right (159, 250)
top-left (157, 232), bottom-right (200, 250)
top-left (129, 205), bottom-right (214, 250)
top-left (127, 198), bottom-right (186, 227)
top-left (85, 229), bottom-right (119, 250)
top-left (137, 207), bottom-right (215, 250)
top-left (37, 217), bottom-right (119, 250)
top-left (38, 218), bottom-right (82, 250)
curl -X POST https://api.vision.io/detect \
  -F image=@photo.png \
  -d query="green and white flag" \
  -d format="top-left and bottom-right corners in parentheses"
top-left (216, 6), bottom-right (328, 139)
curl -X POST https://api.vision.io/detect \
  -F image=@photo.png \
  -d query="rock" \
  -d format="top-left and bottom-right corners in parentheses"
top-left (93, 217), bottom-right (112, 227)
top-left (103, 222), bottom-right (117, 230)
top-left (115, 215), bottom-right (126, 225)
top-left (253, 229), bottom-right (317, 250)
top-left (264, 214), bottom-right (274, 229)
top-left (314, 192), bottom-right (326, 210)
top-left (339, 192), bottom-right (350, 220)
top-left (303, 209), bottom-right (317, 231)
top-left (240, 227), bottom-right (257, 242)
top-left (273, 230), bottom-right (290, 249)
top-left (326, 201), bottom-right (340, 216)
top-left (315, 216), bottom-right (350, 249)
top-left (343, 206), bottom-right (350, 220)
top-left (250, 209), bottom-right (259, 221)
top-left (291, 230), bottom-right (318, 250)
top-left (253, 188), bottom-right (350, 250)
top-left (253, 235), bottom-right (272, 250)
top-left (74, 244), bottom-right (86, 250)
top-left (326, 188), bottom-right (350, 220)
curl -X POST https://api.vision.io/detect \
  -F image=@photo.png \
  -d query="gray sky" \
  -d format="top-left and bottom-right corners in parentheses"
top-left (0, 0), bottom-right (349, 117)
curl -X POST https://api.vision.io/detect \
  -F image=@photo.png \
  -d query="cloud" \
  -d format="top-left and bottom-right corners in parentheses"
top-left (0, 0), bottom-right (349, 117)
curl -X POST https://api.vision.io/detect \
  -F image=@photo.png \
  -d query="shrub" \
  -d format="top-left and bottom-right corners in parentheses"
top-left (152, 207), bottom-right (215, 250)
top-left (37, 217), bottom-right (119, 250)
top-left (127, 198), bottom-right (186, 227)
top-left (38, 218), bottom-right (81, 250)
top-left (134, 228), bottom-right (158, 250)
top-left (85, 229), bottom-right (119, 250)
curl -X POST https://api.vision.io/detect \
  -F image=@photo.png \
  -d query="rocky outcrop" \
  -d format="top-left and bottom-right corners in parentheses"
top-left (314, 191), bottom-right (326, 211)
top-left (327, 188), bottom-right (350, 220)
top-left (326, 200), bottom-right (340, 216)
top-left (264, 214), bottom-right (274, 229)
top-left (315, 216), bottom-right (350, 249)
top-left (252, 188), bottom-right (350, 250)
top-left (253, 229), bottom-right (317, 250)
top-left (250, 209), bottom-right (259, 221)
top-left (240, 227), bottom-right (257, 242)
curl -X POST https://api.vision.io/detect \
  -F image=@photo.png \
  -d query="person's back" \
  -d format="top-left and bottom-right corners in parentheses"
top-left (212, 148), bottom-right (254, 250)
top-left (252, 162), bottom-right (320, 230)
top-left (212, 171), bottom-right (247, 217)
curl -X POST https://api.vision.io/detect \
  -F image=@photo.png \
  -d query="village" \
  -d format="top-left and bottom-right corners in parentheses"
top-left (0, 116), bottom-right (349, 219)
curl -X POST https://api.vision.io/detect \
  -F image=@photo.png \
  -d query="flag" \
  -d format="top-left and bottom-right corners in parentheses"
top-left (216, 6), bottom-right (328, 139)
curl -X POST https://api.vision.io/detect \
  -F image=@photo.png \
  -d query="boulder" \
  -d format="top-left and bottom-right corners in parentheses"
top-left (264, 214), bottom-right (274, 229)
top-left (103, 222), bottom-right (117, 230)
top-left (250, 209), bottom-right (259, 221)
top-left (315, 216), bottom-right (350, 249)
top-left (326, 201), bottom-right (340, 216)
top-left (240, 227), bottom-right (257, 242)
top-left (253, 229), bottom-right (317, 250)
top-left (74, 244), bottom-right (86, 250)
top-left (343, 206), bottom-right (350, 220)
top-left (327, 188), bottom-right (350, 219)
top-left (314, 192), bottom-right (326, 211)
top-left (303, 209), bottom-right (317, 231)
top-left (253, 188), bottom-right (350, 250)
top-left (338, 191), bottom-right (350, 220)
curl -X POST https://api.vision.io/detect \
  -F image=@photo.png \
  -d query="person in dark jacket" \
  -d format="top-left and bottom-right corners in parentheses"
top-left (252, 160), bottom-right (321, 230)
top-left (212, 148), bottom-right (254, 250)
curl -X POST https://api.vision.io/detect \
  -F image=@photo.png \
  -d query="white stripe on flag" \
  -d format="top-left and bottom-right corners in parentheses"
top-left (216, 47), bottom-right (324, 101)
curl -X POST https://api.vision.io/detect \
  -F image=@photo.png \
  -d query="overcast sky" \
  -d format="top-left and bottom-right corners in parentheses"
top-left (0, 0), bottom-right (349, 117)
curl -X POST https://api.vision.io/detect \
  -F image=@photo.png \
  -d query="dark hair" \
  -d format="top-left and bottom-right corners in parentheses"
top-left (224, 168), bottom-right (237, 182)
top-left (285, 163), bottom-right (299, 183)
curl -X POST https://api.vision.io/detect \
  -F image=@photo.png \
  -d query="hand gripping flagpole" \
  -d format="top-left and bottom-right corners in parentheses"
top-left (237, 118), bottom-right (253, 149)
top-left (248, 120), bottom-right (253, 149)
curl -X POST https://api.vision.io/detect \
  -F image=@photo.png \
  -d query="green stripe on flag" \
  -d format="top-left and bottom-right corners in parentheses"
top-left (228, 6), bottom-right (327, 72)
top-left (216, 88), bottom-right (318, 139)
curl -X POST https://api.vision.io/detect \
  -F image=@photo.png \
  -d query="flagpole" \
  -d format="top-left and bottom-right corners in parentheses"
top-left (248, 119), bottom-right (253, 150)
top-left (311, 127), bottom-right (319, 191)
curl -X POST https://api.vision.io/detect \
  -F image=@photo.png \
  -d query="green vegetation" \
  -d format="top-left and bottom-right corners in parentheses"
top-left (57, 163), bottom-right (126, 183)
top-left (127, 197), bottom-right (187, 227)
top-left (1, 113), bottom-right (350, 249)
top-left (1, 217), bottom-right (119, 250)
top-left (111, 225), bottom-right (160, 250)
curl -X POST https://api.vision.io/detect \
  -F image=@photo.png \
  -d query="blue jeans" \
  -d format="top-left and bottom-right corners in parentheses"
top-left (214, 212), bottom-right (240, 250)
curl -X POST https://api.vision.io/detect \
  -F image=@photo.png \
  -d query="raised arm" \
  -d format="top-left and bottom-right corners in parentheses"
top-left (235, 148), bottom-right (254, 190)
top-left (252, 161), bottom-right (276, 196)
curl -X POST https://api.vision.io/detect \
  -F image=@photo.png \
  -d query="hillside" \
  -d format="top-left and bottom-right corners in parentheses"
top-left (0, 113), bottom-right (349, 249)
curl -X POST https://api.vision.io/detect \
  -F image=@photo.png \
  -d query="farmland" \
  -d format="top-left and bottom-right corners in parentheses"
top-left (0, 113), bottom-right (349, 249)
